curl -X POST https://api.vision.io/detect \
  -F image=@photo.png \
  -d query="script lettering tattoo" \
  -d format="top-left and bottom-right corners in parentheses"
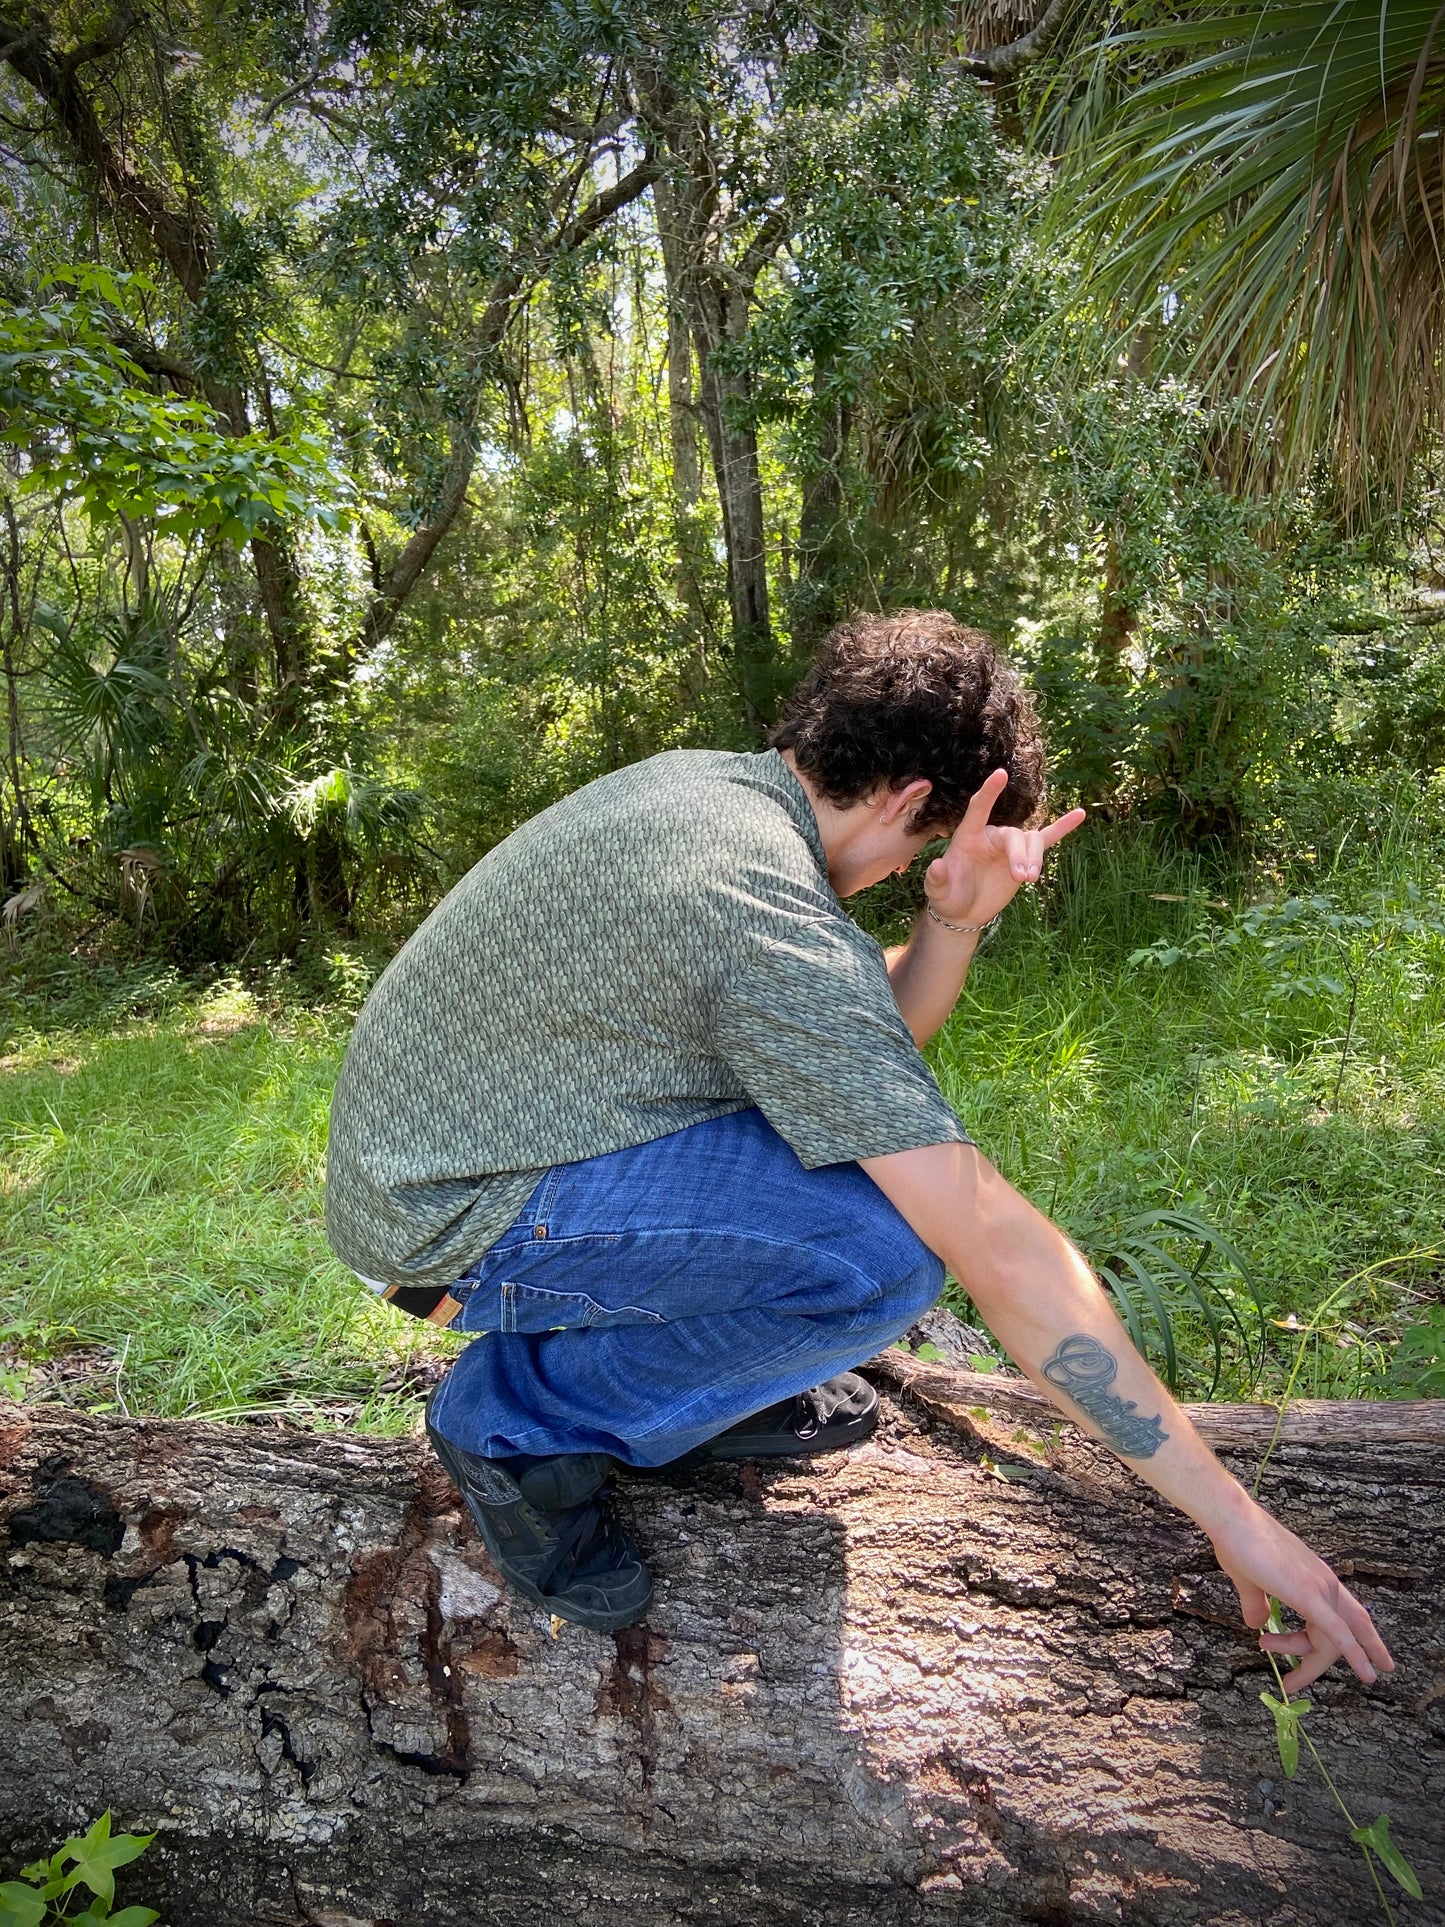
top-left (1040, 1333), bottom-right (1169, 1459)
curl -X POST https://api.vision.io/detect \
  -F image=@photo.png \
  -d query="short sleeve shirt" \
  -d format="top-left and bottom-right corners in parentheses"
top-left (324, 749), bottom-right (970, 1288)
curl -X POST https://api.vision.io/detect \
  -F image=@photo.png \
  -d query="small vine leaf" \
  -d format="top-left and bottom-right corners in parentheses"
top-left (1259, 1691), bottom-right (1311, 1779)
top-left (58, 1816), bottom-right (152, 1905)
top-left (0, 1882), bottom-right (47, 1927)
top-left (1350, 1814), bottom-right (1424, 1900)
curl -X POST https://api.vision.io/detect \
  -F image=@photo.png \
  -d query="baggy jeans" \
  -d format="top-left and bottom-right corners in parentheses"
top-left (425, 1107), bottom-right (946, 1466)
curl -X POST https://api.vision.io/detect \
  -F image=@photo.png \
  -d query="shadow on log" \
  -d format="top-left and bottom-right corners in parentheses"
top-left (1, 1363), bottom-right (1442, 1927)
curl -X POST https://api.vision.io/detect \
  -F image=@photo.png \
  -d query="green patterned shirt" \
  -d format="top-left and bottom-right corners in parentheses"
top-left (325, 748), bottom-right (968, 1288)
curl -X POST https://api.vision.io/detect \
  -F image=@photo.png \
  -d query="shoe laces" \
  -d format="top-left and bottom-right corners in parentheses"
top-left (791, 1389), bottom-right (822, 1441)
top-left (532, 1489), bottom-right (631, 1596)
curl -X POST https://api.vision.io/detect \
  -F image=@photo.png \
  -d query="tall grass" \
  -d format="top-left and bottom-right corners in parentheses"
top-left (919, 795), bottom-right (1445, 1401)
top-left (1, 783), bottom-right (1442, 1427)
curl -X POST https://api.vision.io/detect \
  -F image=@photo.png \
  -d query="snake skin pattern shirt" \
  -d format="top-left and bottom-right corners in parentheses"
top-left (324, 748), bottom-right (969, 1290)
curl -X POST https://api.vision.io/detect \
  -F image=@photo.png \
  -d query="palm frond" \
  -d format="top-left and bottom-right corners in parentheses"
top-left (1050, 0), bottom-right (1445, 503)
top-left (1092, 1205), bottom-right (1266, 1398)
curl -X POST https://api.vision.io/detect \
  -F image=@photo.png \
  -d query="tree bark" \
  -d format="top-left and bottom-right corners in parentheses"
top-left (654, 176), bottom-right (703, 521)
top-left (794, 371), bottom-right (851, 654)
top-left (689, 266), bottom-right (777, 726)
top-left (640, 100), bottom-right (788, 729)
top-left (0, 496), bottom-right (37, 880)
top-left (1096, 535), bottom-right (1137, 680)
top-left (1, 1370), bottom-right (1442, 1927)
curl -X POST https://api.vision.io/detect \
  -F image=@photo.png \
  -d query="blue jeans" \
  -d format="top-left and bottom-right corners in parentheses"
top-left (426, 1108), bottom-right (944, 1467)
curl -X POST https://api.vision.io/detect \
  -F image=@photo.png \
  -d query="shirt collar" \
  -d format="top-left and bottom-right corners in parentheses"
top-left (760, 748), bottom-right (830, 882)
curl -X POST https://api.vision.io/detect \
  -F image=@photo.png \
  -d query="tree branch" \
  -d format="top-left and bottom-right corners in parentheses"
top-left (0, 6), bottom-right (211, 300)
top-left (58, 1), bottom-right (138, 77)
top-left (0, 27), bottom-right (42, 66)
top-left (735, 204), bottom-right (791, 291)
top-left (258, 64), bottom-right (326, 123)
top-left (110, 324), bottom-right (205, 394)
top-left (356, 154), bottom-right (660, 654)
top-left (959, 0), bottom-right (1074, 77)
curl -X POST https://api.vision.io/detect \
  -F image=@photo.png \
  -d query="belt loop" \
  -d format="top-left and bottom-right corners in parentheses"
top-left (524, 1166), bottom-right (561, 1232)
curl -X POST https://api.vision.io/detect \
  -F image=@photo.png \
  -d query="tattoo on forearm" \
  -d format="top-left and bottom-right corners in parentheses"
top-left (1041, 1333), bottom-right (1169, 1459)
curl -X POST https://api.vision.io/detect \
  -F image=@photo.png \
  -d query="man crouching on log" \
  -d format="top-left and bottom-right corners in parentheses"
top-left (324, 608), bottom-right (1393, 1695)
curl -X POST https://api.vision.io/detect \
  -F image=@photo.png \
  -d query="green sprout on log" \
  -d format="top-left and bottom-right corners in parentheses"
top-left (1248, 1266), bottom-right (1435, 1924)
top-left (0, 1813), bottom-right (157, 1927)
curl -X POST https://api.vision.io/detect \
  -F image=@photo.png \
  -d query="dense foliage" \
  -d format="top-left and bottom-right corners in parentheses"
top-left (2, 3), bottom-right (1444, 1405)
top-left (1, 0), bottom-right (1441, 958)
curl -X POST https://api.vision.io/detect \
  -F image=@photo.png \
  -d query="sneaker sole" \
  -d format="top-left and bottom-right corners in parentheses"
top-left (427, 1423), bottom-right (654, 1633)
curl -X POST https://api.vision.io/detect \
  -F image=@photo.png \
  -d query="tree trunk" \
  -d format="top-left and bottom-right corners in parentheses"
top-left (2, 1368), bottom-right (1442, 1927)
top-left (653, 174), bottom-right (713, 693)
top-left (692, 277), bottom-right (776, 727)
top-left (654, 177), bottom-right (702, 521)
top-left (0, 497), bottom-right (37, 874)
top-left (794, 374), bottom-right (850, 654)
top-left (1096, 535), bottom-right (1136, 680)
top-left (305, 819), bottom-right (353, 933)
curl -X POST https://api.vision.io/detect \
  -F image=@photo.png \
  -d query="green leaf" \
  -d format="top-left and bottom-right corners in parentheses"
top-left (0, 1882), bottom-right (47, 1927)
top-left (102, 1909), bottom-right (160, 1927)
top-left (58, 1816), bottom-right (152, 1906)
top-left (1259, 1690), bottom-right (1311, 1779)
top-left (1350, 1814), bottom-right (1424, 1900)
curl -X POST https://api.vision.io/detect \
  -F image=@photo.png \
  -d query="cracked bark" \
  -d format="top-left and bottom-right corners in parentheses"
top-left (1, 1369), bottom-right (1442, 1927)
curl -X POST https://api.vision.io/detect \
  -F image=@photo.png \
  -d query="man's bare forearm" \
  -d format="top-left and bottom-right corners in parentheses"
top-left (861, 1142), bottom-right (1254, 1538)
top-left (884, 912), bottom-right (981, 1047)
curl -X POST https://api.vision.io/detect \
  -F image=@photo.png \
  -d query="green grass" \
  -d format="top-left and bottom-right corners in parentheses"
top-left (0, 969), bottom-right (459, 1431)
top-left (2, 790), bottom-right (1443, 1429)
top-left (923, 808), bottom-right (1445, 1401)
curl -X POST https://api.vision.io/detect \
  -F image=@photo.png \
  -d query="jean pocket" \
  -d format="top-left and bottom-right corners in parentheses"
top-left (459, 1278), bottom-right (666, 1335)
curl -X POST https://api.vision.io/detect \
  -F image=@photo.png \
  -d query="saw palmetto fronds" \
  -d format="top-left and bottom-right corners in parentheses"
top-left (1050, 1), bottom-right (1445, 504)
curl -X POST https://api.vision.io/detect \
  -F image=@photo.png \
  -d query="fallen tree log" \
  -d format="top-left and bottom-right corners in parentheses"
top-left (1, 1370), bottom-right (1442, 1927)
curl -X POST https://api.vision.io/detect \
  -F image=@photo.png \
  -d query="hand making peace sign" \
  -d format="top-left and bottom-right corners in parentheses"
top-left (924, 769), bottom-right (1087, 930)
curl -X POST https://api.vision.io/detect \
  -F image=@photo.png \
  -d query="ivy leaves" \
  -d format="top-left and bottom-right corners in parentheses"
top-left (1, 1814), bottom-right (157, 1927)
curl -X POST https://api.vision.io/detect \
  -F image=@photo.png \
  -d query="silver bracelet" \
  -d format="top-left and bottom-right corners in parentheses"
top-left (925, 902), bottom-right (1001, 939)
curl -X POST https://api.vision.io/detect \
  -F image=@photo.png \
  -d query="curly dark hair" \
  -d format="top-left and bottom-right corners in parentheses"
top-left (769, 609), bottom-right (1046, 832)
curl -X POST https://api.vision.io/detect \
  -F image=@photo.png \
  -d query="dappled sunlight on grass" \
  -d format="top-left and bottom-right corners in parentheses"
top-left (3, 812), bottom-right (1443, 1425)
top-left (0, 996), bottom-right (459, 1432)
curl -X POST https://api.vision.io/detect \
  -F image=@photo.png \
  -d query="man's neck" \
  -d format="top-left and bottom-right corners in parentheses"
top-left (778, 749), bottom-right (862, 886)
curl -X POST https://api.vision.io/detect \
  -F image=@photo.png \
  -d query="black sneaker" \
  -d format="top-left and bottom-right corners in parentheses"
top-left (425, 1403), bottom-right (654, 1632)
top-left (701, 1371), bottom-right (879, 1461)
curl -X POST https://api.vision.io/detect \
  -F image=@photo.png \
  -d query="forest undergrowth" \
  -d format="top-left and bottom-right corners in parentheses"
top-left (1, 792), bottom-right (1442, 1434)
